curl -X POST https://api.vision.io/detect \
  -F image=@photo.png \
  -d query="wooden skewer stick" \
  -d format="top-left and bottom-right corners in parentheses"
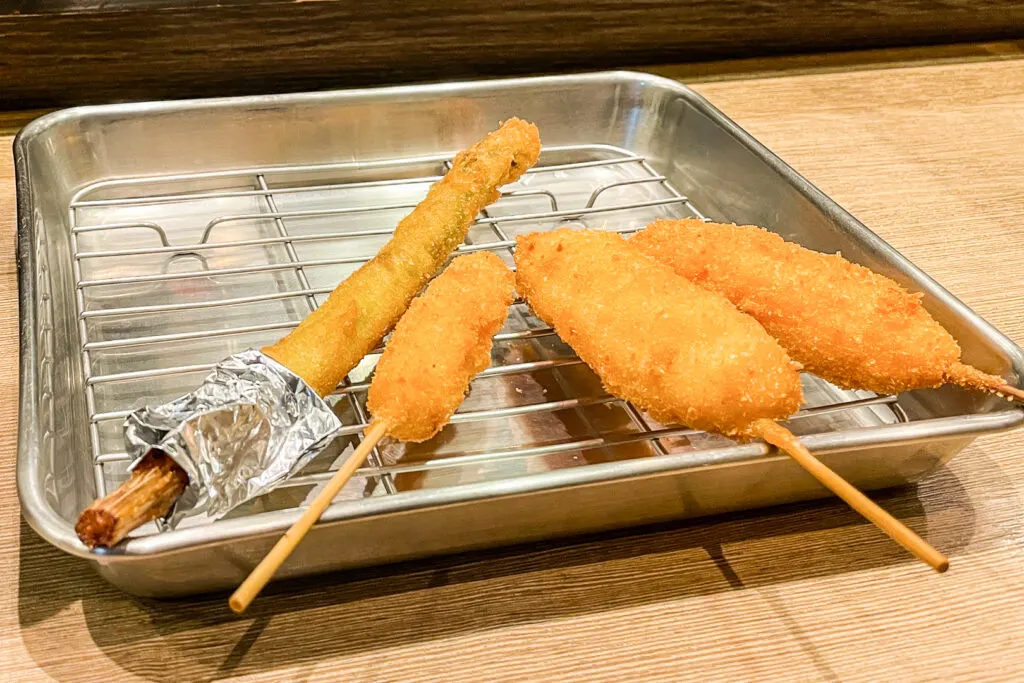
top-left (997, 383), bottom-right (1024, 403)
top-left (753, 419), bottom-right (948, 572)
top-left (229, 421), bottom-right (390, 614)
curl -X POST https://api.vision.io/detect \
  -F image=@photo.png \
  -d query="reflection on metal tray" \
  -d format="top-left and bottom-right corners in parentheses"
top-left (16, 72), bottom-right (1024, 597)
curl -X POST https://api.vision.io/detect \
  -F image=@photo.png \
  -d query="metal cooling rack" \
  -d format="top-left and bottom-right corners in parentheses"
top-left (67, 145), bottom-right (904, 517)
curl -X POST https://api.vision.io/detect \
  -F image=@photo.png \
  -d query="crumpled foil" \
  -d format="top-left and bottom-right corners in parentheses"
top-left (124, 349), bottom-right (342, 527)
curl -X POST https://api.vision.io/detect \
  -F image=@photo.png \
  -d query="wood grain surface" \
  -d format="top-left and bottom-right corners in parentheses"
top-left (3, 55), bottom-right (1024, 682)
top-left (4, 0), bottom-right (1024, 107)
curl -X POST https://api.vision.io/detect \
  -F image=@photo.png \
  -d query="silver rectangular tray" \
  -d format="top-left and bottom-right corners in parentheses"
top-left (16, 71), bottom-right (1024, 597)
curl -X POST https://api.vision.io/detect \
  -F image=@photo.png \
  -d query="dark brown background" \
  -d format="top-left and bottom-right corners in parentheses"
top-left (3, 0), bottom-right (1024, 107)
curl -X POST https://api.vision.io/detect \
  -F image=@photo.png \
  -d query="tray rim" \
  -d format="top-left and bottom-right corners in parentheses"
top-left (15, 69), bottom-right (1024, 561)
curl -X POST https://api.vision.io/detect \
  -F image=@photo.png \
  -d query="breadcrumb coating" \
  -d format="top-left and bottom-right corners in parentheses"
top-left (261, 299), bottom-right (359, 398)
top-left (514, 229), bottom-right (803, 438)
top-left (368, 252), bottom-right (515, 442)
top-left (264, 118), bottom-right (540, 397)
top-left (632, 219), bottom-right (980, 394)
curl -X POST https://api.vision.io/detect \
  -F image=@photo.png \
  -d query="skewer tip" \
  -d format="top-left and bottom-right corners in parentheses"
top-left (228, 420), bottom-right (390, 614)
top-left (229, 595), bottom-right (247, 615)
top-left (751, 419), bottom-right (949, 574)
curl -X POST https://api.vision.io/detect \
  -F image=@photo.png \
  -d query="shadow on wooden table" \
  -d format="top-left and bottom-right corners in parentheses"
top-left (17, 460), bottom-right (992, 682)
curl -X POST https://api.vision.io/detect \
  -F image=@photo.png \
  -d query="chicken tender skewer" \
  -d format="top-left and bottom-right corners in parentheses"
top-left (515, 229), bottom-right (947, 572)
top-left (365, 253), bottom-right (517, 442)
top-left (631, 219), bottom-right (1024, 402)
top-left (230, 252), bottom-right (515, 613)
top-left (76, 119), bottom-right (540, 549)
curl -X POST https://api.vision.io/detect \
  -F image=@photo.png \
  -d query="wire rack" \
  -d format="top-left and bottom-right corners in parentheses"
top-left (68, 144), bottom-right (905, 525)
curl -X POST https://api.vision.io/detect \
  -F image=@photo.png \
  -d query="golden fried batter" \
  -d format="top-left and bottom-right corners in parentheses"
top-left (367, 252), bottom-right (515, 442)
top-left (514, 229), bottom-right (803, 437)
top-left (261, 299), bottom-right (359, 397)
top-left (631, 219), bottom-right (1019, 398)
top-left (264, 118), bottom-right (540, 397)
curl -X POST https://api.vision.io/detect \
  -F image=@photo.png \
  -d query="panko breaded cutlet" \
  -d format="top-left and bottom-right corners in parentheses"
top-left (514, 228), bottom-right (803, 438)
top-left (368, 251), bottom-right (515, 442)
top-left (631, 219), bottom-right (1022, 400)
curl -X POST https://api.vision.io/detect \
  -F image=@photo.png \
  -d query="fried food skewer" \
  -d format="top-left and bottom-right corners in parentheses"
top-left (631, 219), bottom-right (1023, 401)
top-left (263, 118), bottom-right (540, 396)
top-left (230, 252), bottom-right (515, 613)
top-left (752, 420), bottom-right (947, 570)
top-left (365, 252), bottom-right (517, 442)
top-left (76, 119), bottom-right (540, 549)
top-left (515, 229), bottom-right (947, 572)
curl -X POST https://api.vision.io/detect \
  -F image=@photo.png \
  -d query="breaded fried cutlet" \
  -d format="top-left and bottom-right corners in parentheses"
top-left (514, 228), bottom-right (803, 437)
top-left (632, 218), bottom-right (1023, 401)
top-left (368, 252), bottom-right (515, 442)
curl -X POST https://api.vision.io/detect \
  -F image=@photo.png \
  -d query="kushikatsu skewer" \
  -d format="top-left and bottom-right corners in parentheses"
top-left (230, 252), bottom-right (516, 613)
top-left (515, 228), bottom-right (948, 572)
top-left (631, 219), bottom-right (1024, 402)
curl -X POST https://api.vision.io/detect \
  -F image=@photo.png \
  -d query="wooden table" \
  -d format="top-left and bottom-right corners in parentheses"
top-left (3, 53), bottom-right (1024, 682)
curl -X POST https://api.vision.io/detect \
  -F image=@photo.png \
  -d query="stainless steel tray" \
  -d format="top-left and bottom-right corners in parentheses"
top-left (16, 71), bottom-right (1024, 597)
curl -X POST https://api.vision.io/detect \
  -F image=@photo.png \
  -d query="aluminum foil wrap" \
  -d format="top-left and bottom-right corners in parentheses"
top-left (124, 349), bottom-right (342, 526)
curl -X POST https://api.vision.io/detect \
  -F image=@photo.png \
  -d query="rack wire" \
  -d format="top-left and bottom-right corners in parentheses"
top-left (68, 144), bottom-right (904, 516)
